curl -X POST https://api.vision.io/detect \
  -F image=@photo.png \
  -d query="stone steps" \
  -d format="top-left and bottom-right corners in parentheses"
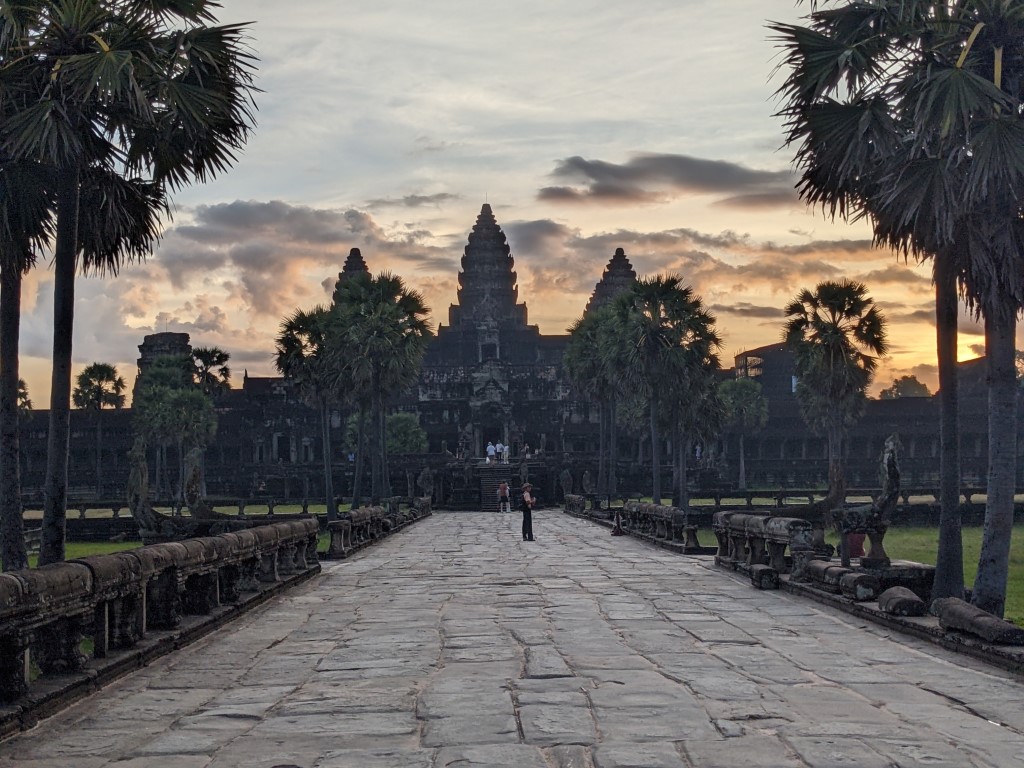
top-left (478, 464), bottom-right (514, 513)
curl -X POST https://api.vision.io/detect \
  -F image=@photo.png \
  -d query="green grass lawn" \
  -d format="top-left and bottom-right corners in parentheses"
top-left (28, 540), bottom-right (142, 568)
top-left (879, 525), bottom-right (1024, 627)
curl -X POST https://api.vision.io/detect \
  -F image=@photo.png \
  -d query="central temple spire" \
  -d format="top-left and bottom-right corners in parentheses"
top-left (448, 204), bottom-right (528, 328)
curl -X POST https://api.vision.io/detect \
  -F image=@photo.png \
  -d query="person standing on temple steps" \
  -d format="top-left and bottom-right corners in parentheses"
top-left (521, 483), bottom-right (535, 541)
top-left (497, 480), bottom-right (511, 514)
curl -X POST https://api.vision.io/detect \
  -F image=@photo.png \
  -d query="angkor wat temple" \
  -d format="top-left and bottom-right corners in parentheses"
top-left (14, 204), bottom-right (1024, 506)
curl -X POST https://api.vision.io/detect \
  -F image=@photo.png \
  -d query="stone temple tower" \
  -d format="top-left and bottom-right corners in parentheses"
top-left (448, 203), bottom-right (528, 329)
top-left (585, 247), bottom-right (637, 314)
top-left (336, 247), bottom-right (369, 289)
top-left (413, 204), bottom-right (565, 456)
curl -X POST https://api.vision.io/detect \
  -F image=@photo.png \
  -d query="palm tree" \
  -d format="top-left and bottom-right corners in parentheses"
top-left (719, 377), bottom-right (769, 491)
top-left (133, 356), bottom-right (216, 503)
top-left (333, 272), bottom-right (432, 501)
top-left (669, 364), bottom-right (722, 508)
top-left (72, 362), bottom-right (126, 498)
top-left (771, 2), bottom-right (1024, 611)
top-left (783, 280), bottom-right (889, 520)
top-left (613, 276), bottom-right (721, 505)
top-left (0, 159), bottom-right (51, 571)
top-left (192, 347), bottom-right (231, 397)
top-left (0, 1), bottom-right (256, 565)
top-left (565, 307), bottom-right (620, 498)
top-left (274, 306), bottom-right (342, 521)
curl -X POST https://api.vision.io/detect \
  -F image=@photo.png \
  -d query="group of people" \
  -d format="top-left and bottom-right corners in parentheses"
top-left (496, 480), bottom-right (535, 541)
top-left (485, 441), bottom-right (510, 464)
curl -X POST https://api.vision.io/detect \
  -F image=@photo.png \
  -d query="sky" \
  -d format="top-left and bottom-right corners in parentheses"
top-left (15, 0), bottom-right (1005, 406)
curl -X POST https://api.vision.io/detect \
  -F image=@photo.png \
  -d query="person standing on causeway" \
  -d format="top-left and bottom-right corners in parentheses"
top-left (521, 483), bottom-right (535, 541)
top-left (497, 480), bottom-right (510, 514)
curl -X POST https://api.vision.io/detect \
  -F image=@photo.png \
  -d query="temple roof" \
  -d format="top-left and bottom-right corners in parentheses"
top-left (585, 247), bottom-right (637, 314)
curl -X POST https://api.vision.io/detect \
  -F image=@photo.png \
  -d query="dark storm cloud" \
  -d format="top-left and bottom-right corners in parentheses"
top-left (539, 153), bottom-right (795, 207)
top-left (365, 192), bottom-right (460, 209)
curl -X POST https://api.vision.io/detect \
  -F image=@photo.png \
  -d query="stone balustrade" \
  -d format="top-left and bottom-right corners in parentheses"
top-left (563, 497), bottom-right (710, 554)
top-left (0, 518), bottom-right (319, 704)
top-left (713, 511), bottom-right (817, 586)
top-left (563, 494), bottom-right (586, 516)
top-left (326, 498), bottom-right (432, 559)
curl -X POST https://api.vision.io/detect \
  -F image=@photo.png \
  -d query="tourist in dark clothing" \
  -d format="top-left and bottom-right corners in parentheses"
top-left (521, 483), bottom-right (535, 541)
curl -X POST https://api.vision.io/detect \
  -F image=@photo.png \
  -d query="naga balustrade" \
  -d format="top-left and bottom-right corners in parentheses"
top-left (563, 496), bottom-right (709, 553)
top-left (0, 518), bottom-right (319, 703)
top-left (326, 498), bottom-right (432, 559)
top-left (713, 511), bottom-right (815, 581)
top-left (619, 501), bottom-right (699, 548)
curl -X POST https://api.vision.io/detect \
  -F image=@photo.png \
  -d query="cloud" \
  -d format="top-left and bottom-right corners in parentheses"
top-left (712, 190), bottom-right (800, 209)
top-left (537, 184), bottom-right (666, 205)
top-left (708, 302), bottom-right (783, 319)
top-left (365, 192), bottom-right (460, 209)
top-left (538, 153), bottom-right (796, 207)
top-left (155, 200), bottom-right (458, 318)
top-left (857, 265), bottom-right (931, 288)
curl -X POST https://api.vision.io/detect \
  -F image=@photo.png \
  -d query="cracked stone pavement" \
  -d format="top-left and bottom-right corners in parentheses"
top-left (2, 511), bottom-right (1023, 767)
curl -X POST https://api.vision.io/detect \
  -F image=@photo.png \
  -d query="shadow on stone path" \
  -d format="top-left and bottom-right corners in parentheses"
top-left (2, 511), bottom-right (1023, 767)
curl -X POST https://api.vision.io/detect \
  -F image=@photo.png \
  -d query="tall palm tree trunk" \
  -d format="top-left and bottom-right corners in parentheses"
top-left (370, 398), bottom-right (382, 501)
top-left (95, 410), bottom-right (103, 499)
top-left (152, 443), bottom-right (162, 498)
top-left (351, 406), bottom-right (367, 508)
top-left (676, 427), bottom-right (690, 509)
top-left (932, 261), bottom-right (964, 600)
top-left (818, 420), bottom-right (846, 548)
top-left (0, 262), bottom-right (28, 571)
top-left (320, 400), bottom-right (338, 521)
top-left (972, 308), bottom-right (1017, 617)
top-left (40, 167), bottom-right (81, 566)
top-left (597, 400), bottom-right (607, 497)
top-left (606, 399), bottom-right (614, 501)
top-left (177, 440), bottom-right (185, 503)
top-left (649, 398), bottom-right (662, 504)
top-left (380, 404), bottom-right (391, 497)
top-left (826, 423), bottom-right (845, 504)
top-left (738, 433), bottom-right (747, 491)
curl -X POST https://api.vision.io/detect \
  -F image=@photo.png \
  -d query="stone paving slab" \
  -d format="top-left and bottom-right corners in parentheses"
top-left (1, 511), bottom-right (1023, 767)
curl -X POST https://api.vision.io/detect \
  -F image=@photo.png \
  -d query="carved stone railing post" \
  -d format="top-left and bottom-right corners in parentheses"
top-left (0, 633), bottom-right (29, 702)
top-left (34, 616), bottom-right (89, 675)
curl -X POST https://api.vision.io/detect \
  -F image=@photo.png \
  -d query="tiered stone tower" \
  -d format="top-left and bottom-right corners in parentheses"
top-left (414, 204), bottom-right (567, 459)
top-left (336, 247), bottom-right (369, 288)
top-left (448, 204), bottom-right (527, 328)
top-left (585, 247), bottom-right (637, 314)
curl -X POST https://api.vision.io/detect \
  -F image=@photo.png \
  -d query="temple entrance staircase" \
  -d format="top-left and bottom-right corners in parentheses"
top-left (478, 462), bottom-right (514, 513)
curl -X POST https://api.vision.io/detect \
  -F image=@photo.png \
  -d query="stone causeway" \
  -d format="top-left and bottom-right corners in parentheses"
top-left (2, 511), bottom-right (1022, 767)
